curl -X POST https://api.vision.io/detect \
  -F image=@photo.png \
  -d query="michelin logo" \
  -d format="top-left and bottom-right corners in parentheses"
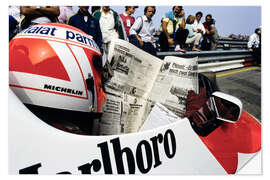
top-left (44, 84), bottom-right (83, 96)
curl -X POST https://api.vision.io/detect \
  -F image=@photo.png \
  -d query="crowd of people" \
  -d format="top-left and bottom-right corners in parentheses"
top-left (158, 6), bottom-right (219, 53)
top-left (9, 6), bottom-right (259, 61)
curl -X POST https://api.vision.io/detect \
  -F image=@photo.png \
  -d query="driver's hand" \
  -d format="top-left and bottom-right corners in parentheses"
top-left (184, 88), bottom-right (207, 117)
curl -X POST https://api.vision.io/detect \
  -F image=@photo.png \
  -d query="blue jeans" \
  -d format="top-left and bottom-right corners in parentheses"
top-left (129, 35), bottom-right (157, 57)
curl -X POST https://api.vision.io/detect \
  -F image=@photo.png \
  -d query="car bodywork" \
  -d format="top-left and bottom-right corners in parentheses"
top-left (8, 23), bottom-right (261, 175)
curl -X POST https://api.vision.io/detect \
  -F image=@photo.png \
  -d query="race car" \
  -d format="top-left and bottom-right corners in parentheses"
top-left (8, 23), bottom-right (261, 174)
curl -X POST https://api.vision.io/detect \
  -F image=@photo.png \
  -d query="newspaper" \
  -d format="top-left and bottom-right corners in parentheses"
top-left (98, 39), bottom-right (198, 135)
top-left (106, 39), bottom-right (163, 99)
top-left (149, 56), bottom-right (199, 117)
top-left (99, 92), bottom-right (123, 135)
top-left (139, 103), bottom-right (182, 132)
top-left (122, 94), bottom-right (149, 133)
top-left (99, 91), bottom-right (152, 135)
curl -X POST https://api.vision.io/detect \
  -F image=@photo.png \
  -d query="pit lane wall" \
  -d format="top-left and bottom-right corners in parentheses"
top-left (8, 89), bottom-right (261, 175)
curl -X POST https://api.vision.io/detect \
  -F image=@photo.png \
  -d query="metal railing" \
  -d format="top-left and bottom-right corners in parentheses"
top-left (157, 49), bottom-right (254, 72)
top-left (217, 39), bottom-right (248, 49)
top-left (218, 40), bottom-right (247, 45)
top-left (152, 35), bottom-right (253, 72)
top-left (157, 49), bottom-right (252, 63)
top-left (154, 36), bottom-right (248, 51)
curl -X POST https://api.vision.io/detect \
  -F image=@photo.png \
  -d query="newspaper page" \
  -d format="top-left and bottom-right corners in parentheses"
top-left (99, 39), bottom-right (163, 135)
top-left (99, 90), bottom-right (124, 135)
top-left (149, 56), bottom-right (199, 118)
top-left (100, 39), bottom-right (199, 135)
top-left (122, 94), bottom-right (149, 133)
top-left (100, 88), bottom-right (155, 135)
top-left (139, 103), bottom-right (182, 132)
top-left (106, 39), bottom-right (163, 99)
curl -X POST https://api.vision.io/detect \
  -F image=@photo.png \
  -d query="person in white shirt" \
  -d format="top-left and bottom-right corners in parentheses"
top-left (93, 6), bottom-right (124, 57)
top-left (248, 28), bottom-right (261, 66)
top-left (192, 12), bottom-right (206, 35)
top-left (192, 11), bottom-right (205, 49)
top-left (129, 6), bottom-right (157, 56)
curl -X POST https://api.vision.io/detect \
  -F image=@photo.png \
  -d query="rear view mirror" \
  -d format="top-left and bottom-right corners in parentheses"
top-left (188, 91), bottom-right (242, 136)
top-left (211, 91), bottom-right (242, 123)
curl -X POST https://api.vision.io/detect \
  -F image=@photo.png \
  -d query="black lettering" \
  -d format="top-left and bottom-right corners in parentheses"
top-left (35, 26), bottom-right (43, 34)
top-left (136, 140), bottom-right (152, 174)
top-left (150, 133), bottom-right (163, 168)
top-left (44, 84), bottom-right (83, 96)
top-left (97, 141), bottom-right (113, 174)
top-left (44, 84), bottom-right (52, 89)
top-left (19, 163), bottom-right (42, 174)
top-left (57, 171), bottom-right (72, 174)
top-left (110, 138), bottom-right (135, 174)
top-left (50, 27), bottom-right (57, 36)
top-left (78, 160), bottom-right (102, 174)
top-left (61, 87), bottom-right (67, 93)
top-left (66, 30), bottom-right (75, 40)
top-left (72, 89), bottom-right (76, 94)
top-left (39, 27), bottom-right (51, 35)
top-left (18, 130), bottom-right (177, 175)
top-left (22, 28), bottom-right (29, 34)
top-left (86, 37), bottom-right (94, 47)
top-left (77, 91), bottom-right (83, 96)
top-left (86, 37), bottom-right (99, 50)
top-left (83, 36), bottom-right (88, 45)
top-left (76, 33), bottom-right (84, 43)
top-left (56, 86), bottom-right (61, 91)
top-left (163, 129), bottom-right (176, 159)
top-left (27, 26), bottom-right (39, 34)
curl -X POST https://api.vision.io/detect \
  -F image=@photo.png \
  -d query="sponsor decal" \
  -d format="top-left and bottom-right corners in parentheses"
top-left (22, 26), bottom-right (57, 36)
top-left (20, 25), bottom-right (100, 51)
top-left (19, 129), bottom-right (176, 174)
top-left (44, 84), bottom-right (83, 96)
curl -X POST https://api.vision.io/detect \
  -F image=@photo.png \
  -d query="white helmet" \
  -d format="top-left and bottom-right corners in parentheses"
top-left (9, 23), bottom-right (106, 133)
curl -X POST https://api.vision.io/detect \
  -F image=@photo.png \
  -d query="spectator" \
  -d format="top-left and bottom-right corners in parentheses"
top-left (202, 14), bottom-right (219, 50)
top-left (192, 11), bottom-right (205, 35)
top-left (248, 27), bottom-right (261, 66)
top-left (20, 6), bottom-right (60, 30)
top-left (209, 19), bottom-right (219, 50)
top-left (9, 6), bottom-right (20, 40)
top-left (119, 6), bottom-right (138, 38)
top-left (129, 6), bottom-right (157, 56)
top-left (192, 11), bottom-right (205, 48)
top-left (91, 6), bottom-right (100, 14)
top-left (174, 7), bottom-right (189, 52)
top-left (185, 15), bottom-right (201, 51)
top-left (93, 6), bottom-right (124, 56)
top-left (159, 6), bottom-right (188, 52)
top-left (67, 6), bottom-right (102, 50)
top-left (58, 6), bottom-right (74, 24)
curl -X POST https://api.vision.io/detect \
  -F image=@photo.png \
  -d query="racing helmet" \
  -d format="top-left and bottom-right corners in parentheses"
top-left (9, 23), bottom-right (106, 133)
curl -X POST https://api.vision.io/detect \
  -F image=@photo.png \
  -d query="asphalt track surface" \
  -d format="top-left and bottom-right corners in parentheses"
top-left (216, 66), bottom-right (261, 121)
